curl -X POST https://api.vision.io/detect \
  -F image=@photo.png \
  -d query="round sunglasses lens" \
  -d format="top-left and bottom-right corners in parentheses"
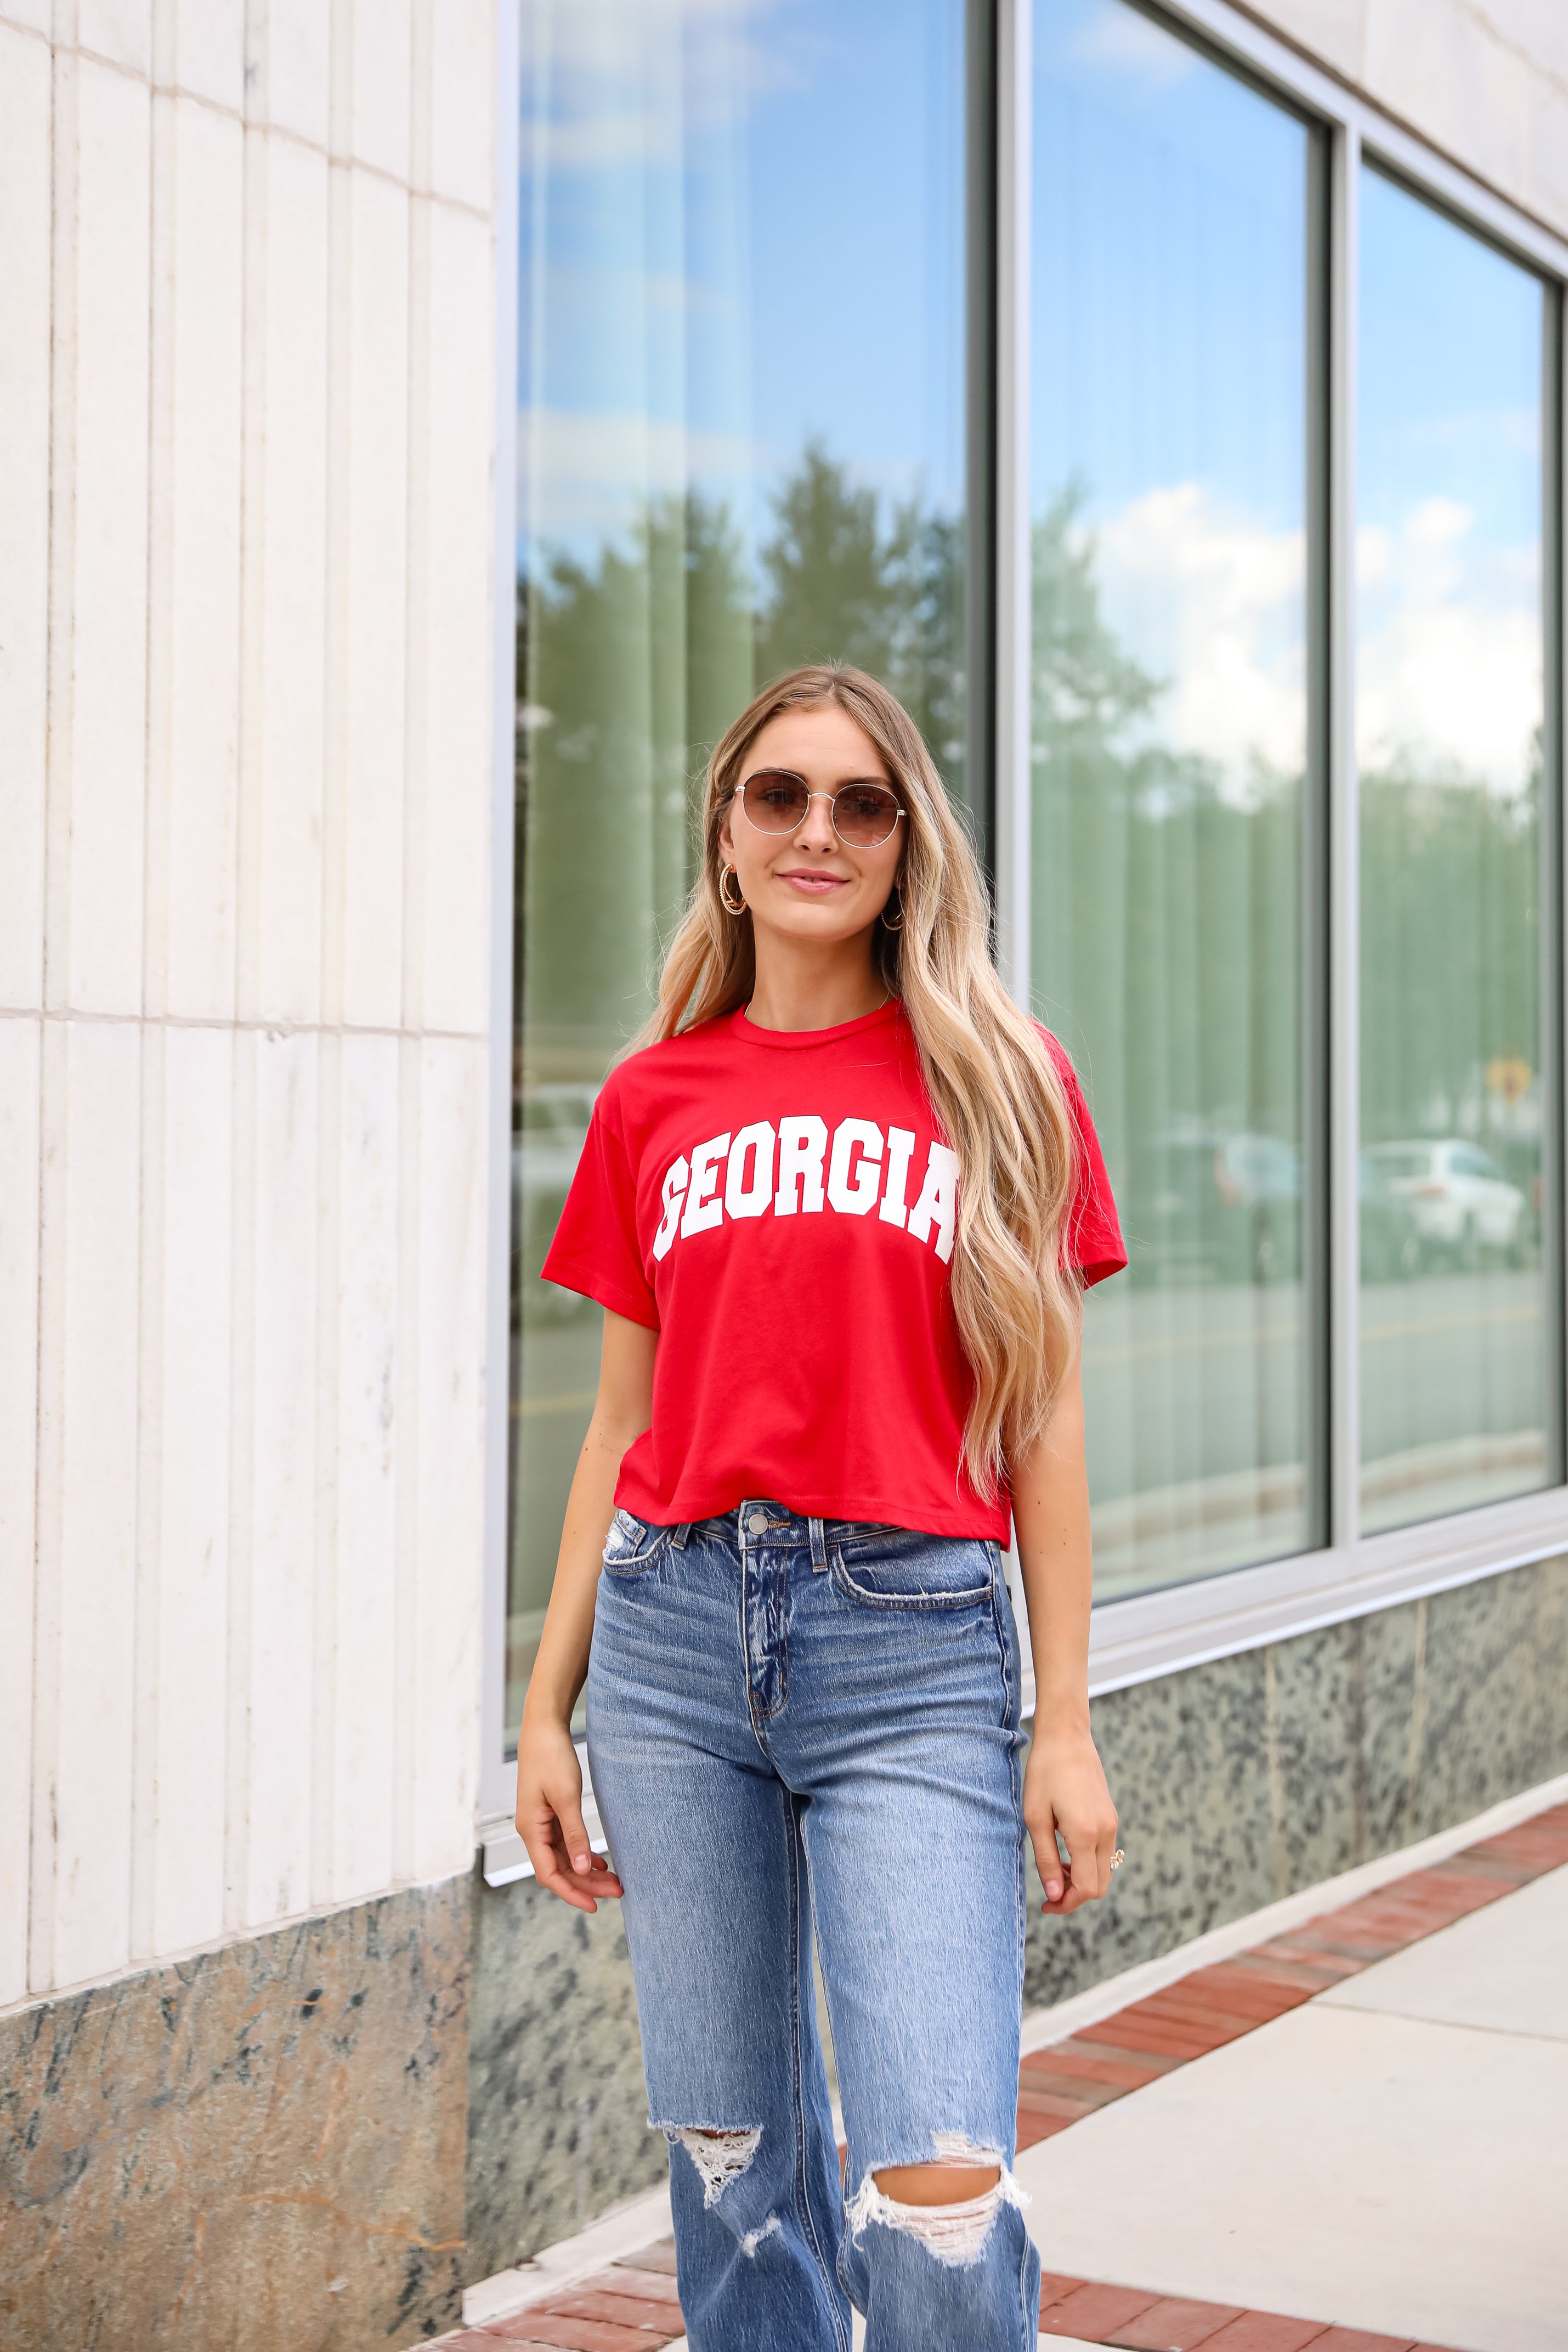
top-left (744, 773), bottom-right (811, 830)
top-left (834, 785), bottom-right (901, 846)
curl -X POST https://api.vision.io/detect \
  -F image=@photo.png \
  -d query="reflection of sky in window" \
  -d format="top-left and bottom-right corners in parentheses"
top-left (519, 0), bottom-right (964, 563)
top-left (1033, 0), bottom-right (1309, 790)
top-left (1357, 167), bottom-right (1543, 794)
top-left (1032, 0), bottom-right (1544, 797)
top-left (1033, 0), bottom-right (1306, 532)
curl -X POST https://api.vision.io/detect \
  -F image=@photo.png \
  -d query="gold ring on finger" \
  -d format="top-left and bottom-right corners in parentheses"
top-left (1110, 1848), bottom-right (1125, 1873)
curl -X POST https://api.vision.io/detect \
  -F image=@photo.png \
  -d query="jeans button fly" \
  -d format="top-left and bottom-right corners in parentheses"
top-left (746, 1510), bottom-right (768, 1535)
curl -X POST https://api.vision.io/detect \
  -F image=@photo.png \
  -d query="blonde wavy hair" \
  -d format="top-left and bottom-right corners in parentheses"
top-left (632, 663), bottom-right (1082, 1494)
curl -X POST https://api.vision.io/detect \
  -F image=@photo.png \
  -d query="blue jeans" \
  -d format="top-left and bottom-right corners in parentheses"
top-left (586, 1500), bottom-right (1041, 2352)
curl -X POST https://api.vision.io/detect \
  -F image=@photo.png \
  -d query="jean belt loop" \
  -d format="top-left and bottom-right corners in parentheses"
top-left (672, 1522), bottom-right (691, 1550)
top-left (808, 1516), bottom-right (827, 1572)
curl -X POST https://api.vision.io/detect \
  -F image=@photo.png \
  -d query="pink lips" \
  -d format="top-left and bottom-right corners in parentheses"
top-left (777, 869), bottom-right (847, 894)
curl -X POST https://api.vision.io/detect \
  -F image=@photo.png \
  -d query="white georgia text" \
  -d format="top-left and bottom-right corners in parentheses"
top-left (652, 1119), bottom-right (958, 1264)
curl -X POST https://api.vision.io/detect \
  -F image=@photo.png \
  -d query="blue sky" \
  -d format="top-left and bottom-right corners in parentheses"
top-left (518, 0), bottom-right (965, 561)
top-left (1033, 0), bottom-right (1308, 536)
top-left (1358, 165), bottom-right (1543, 553)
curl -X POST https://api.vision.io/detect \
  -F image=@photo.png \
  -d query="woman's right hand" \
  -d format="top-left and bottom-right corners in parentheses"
top-left (515, 1710), bottom-right (624, 1914)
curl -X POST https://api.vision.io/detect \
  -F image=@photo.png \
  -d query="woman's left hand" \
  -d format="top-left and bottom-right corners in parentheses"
top-left (1024, 1723), bottom-right (1119, 1914)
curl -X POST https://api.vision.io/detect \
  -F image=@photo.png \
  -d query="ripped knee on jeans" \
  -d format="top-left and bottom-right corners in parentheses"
top-left (848, 2134), bottom-right (1028, 2268)
top-left (661, 2123), bottom-right (762, 2209)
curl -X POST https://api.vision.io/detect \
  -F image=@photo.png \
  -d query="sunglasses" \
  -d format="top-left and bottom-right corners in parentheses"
top-left (733, 770), bottom-right (905, 850)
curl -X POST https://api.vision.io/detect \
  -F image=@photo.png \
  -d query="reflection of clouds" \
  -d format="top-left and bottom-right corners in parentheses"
top-left (1356, 500), bottom-right (1541, 790)
top-left (1089, 483), bottom-right (1305, 786)
top-left (518, 407), bottom-right (767, 552)
top-left (1078, 478), bottom-right (1542, 795)
top-left (1066, 0), bottom-right (1197, 87)
top-left (522, 0), bottom-right (801, 173)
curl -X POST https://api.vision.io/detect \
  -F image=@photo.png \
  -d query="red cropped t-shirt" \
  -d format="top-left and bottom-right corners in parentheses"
top-left (541, 999), bottom-right (1125, 1542)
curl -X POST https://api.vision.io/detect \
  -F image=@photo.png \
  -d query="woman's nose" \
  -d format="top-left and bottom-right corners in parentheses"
top-left (794, 793), bottom-right (837, 851)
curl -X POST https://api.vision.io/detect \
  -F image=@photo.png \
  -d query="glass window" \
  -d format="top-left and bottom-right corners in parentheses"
top-left (1356, 169), bottom-right (1553, 1533)
top-left (510, 0), bottom-right (969, 1745)
top-left (1031, 0), bottom-right (1318, 1599)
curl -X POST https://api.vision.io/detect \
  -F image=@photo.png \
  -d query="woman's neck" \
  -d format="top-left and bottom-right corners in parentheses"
top-left (744, 932), bottom-right (888, 1034)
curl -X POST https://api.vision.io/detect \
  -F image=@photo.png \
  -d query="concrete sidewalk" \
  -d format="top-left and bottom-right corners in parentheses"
top-left (1025, 1852), bottom-right (1568, 2351)
top-left (424, 1786), bottom-right (1568, 2352)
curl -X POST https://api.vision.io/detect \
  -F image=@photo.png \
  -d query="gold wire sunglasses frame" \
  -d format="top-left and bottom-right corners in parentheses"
top-left (732, 769), bottom-right (907, 850)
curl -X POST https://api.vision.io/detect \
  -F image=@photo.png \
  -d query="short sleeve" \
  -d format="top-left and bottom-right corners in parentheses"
top-left (539, 1087), bottom-right (660, 1330)
top-left (1040, 1031), bottom-right (1128, 1288)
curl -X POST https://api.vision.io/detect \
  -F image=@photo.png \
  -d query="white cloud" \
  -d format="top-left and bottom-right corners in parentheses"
top-left (1081, 478), bottom-right (1542, 795)
top-left (1090, 482), bottom-right (1305, 787)
top-left (1067, 2), bottom-right (1197, 88)
top-left (522, 0), bottom-right (805, 173)
top-left (1355, 499), bottom-right (1542, 789)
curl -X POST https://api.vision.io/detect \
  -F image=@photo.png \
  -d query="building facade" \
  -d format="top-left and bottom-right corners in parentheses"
top-left (3, 2), bottom-right (1568, 2346)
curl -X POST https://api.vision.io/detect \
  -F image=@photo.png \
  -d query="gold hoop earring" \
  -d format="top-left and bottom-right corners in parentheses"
top-left (720, 866), bottom-right (746, 915)
top-left (880, 887), bottom-right (905, 932)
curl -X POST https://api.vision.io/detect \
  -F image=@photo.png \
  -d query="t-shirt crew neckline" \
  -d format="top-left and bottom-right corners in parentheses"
top-left (730, 998), bottom-right (901, 1050)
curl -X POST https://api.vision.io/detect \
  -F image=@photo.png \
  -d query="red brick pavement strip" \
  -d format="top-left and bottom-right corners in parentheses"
top-left (424, 1803), bottom-right (1568, 2350)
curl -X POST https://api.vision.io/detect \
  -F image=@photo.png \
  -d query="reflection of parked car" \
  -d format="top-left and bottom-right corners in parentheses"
top-left (1363, 1140), bottom-right (1526, 1268)
top-left (1129, 1130), bottom-right (1300, 1286)
top-left (1359, 1152), bottom-right (1422, 1282)
top-left (512, 1085), bottom-right (598, 1323)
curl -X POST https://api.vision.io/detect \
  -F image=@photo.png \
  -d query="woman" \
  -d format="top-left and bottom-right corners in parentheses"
top-left (516, 665), bottom-right (1126, 2350)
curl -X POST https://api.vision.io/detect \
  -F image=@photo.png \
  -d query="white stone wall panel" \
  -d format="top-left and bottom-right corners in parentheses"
top-left (0, 26), bottom-right (51, 1013)
top-left (0, 1016), bottom-right (42, 2005)
top-left (43, 1021), bottom-right (143, 1992)
top-left (245, 0), bottom-right (330, 145)
top-left (252, 135), bottom-right (330, 1028)
top-left (1535, 83), bottom-right (1568, 226)
top-left (410, 1035), bottom-right (486, 1883)
top-left (416, 201), bottom-right (493, 1039)
top-left (10, 0), bottom-right (497, 2008)
top-left (1364, 0), bottom-right (1536, 212)
top-left (427, 0), bottom-right (493, 212)
top-left (327, 1033), bottom-right (401, 1899)
top-left (149, 94), bottom-right (244, 1024)
top-left (147, 1025), bottom-right (235, 1959)
top-left (75, 0), bottom-right (151, 75)
top-left (341, 169), bottom-right (411, 1031)
top-left (56, 59), bottom-right (151, 1019)
top-left (155, 0), bottom-right (246, 112)
top-left (1471, 0), bottom-right (1568, 94)
top-left (347, 0), bottom-right (412, 178)
top-left (236, 1028), bottom-right (320, 1930)
top-left (1269, 0), bottom-right (1364, 76)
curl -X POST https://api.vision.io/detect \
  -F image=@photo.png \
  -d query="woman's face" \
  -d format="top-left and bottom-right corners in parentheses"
top-left (717, 704), bottom-right (905, 950)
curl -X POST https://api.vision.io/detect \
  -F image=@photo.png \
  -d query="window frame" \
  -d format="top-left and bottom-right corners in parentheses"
top-left (480, 0), bottom-right (1568, 1847)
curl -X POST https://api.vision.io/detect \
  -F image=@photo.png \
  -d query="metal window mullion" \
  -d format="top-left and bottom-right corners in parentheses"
top-left (1547, 286), bottom-right (1568, 1486)
top-left (482, 0), bottom-right (524, 1827)
top-left (994, 0), bottom-right (1032, 1010)
top-left (1328, 121), bottom-right (1362, 1564)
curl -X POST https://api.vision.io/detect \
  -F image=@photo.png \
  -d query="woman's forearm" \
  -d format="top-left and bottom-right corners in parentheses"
top-left (1010, 1350), bottom-right (1119, 1913)
top-left (1011, 1361), bottom-right (1093, 1730)
top-left (522, 1413), bottom-right (633, 1727)
top-left (520, 1309), bottom-right (658, 1732)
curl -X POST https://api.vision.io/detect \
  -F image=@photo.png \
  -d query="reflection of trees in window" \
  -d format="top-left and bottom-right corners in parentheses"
top-left (1360, 743), bottom-right (1541, 1157)
top-left (1031, 481), bottom-right (1303, 1223)
top-left (514, 442), bottom-right (967, 1079)
top-left (756, 442), bottom-right (966, 786)
top-left (516, 490), bottom-right (753, 1078)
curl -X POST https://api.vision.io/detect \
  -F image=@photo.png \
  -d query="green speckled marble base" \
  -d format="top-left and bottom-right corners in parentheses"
top-left (1, 1879), bottom-right (469, 2352)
